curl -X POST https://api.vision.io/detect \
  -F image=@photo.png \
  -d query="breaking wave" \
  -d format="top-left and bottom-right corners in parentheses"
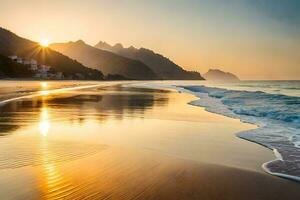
top-left (182, 85), bottom-right (300, 181)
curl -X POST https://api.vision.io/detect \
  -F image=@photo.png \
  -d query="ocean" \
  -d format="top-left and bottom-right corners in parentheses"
top-left (175, 80), bottom-right (300, 181)
top-left (1, 80), bottom-right (299, 182)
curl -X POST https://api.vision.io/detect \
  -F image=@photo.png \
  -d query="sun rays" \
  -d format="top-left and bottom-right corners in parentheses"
top-left (39, 39), bottom-right (49, 47)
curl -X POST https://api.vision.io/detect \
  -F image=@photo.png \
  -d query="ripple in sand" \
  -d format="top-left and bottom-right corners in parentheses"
top-left (0, 138), bottom-right (107, 170)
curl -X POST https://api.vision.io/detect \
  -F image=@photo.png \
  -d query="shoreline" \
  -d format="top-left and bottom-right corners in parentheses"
top-left (3, 80), bottom-right (296, 182)
top-left (0, 81), bottom-right (299, 199)
top-left (183, 87), bottom-right (300, 183)
top-left (129, 82), bottom-right (300, 183)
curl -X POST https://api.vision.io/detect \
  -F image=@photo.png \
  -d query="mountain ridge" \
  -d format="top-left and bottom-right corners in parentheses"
top-left (0, 27), bottom-right (103, 79)
top-left (95, 41), bottom-right (204, 80)
top-left (50, 40), bottom-right (158, 80)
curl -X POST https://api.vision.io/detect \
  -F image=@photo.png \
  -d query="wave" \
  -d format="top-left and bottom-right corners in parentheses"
top-left (181, 85), bottom-right (300, 181)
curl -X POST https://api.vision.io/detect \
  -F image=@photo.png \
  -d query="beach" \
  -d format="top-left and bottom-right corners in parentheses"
top-left (0, 81), bottom-right (299, 199)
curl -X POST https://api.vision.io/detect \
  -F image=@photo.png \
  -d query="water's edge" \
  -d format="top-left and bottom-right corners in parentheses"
top-left (1, 82), bottom-right (299, 182)
top-left (186, 89), bottom-right (300, 183)
top-left (189, 99), bottom-right (300, 182)
top-left (130, 83), bottom-right (300, 183)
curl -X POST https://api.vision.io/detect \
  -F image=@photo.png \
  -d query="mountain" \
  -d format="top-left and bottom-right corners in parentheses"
top-left (203, 69), bottom-right (240, 81)
top-left (95, 42), bottom-right (204, 80)
top-left (0, 27), bottom-right (103, 79)
top-left (0, 54), bottom-right (33, 78)
top-left (50, 41), bottom-right (158, 80)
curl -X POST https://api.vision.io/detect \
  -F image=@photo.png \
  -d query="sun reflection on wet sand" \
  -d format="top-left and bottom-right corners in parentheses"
top-left (40, 90), bottom-right (50, 96)
top-left (41, 82), bottom-right (48, 89)
top-left (38, 100), bottom-right (74, 199)
top-left (0, 84), bottom-right (292, 199)
top-left (39, 106), bottom-right (50, 137)
top-left (39, 151), bottom-right (74, 200)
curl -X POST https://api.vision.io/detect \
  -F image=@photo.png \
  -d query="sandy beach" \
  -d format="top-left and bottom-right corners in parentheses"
top-left (1, 0), bottom-right (299, 198)
top-left (0, 81), bottom-right (299, 199)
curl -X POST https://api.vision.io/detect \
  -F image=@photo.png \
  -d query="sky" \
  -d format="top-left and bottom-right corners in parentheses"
top-left (0, 0), bottom-right (299, 80)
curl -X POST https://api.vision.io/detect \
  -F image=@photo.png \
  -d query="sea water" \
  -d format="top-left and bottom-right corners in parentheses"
top-left (180, 80), bottom-right (300, 181)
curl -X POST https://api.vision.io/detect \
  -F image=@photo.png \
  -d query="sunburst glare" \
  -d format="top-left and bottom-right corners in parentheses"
top-left (40, 39), bottom-right (49, 47)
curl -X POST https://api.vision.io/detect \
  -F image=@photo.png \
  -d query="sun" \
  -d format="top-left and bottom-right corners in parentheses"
top-left (40, 39), bottom-right (49, 47)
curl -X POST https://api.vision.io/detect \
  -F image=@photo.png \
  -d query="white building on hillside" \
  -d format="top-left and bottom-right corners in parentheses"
top-left (7, 55), bottom-right (59, 79)
top-left (35, 64), bottom-right (51, 78)
top-left (31, 59), bottom-right (37, 65)
top-left (9, 55), bottom-right (18, 61)
top-left (40, 65), bottom-right (51, 73)
top-left (23, 60), bottom-right (31, 65)
top-left (17, 57), bottom-right (23, 64)
top-left (30, 59), bottom-right (38, 71)
top-left (56, 72), bottom-right (63, 79)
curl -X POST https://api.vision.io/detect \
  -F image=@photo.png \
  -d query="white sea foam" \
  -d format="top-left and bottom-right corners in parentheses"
top-left (130, 82), bottom-right (300, 182)
top-left (181, 85), bottom-right (300, 181)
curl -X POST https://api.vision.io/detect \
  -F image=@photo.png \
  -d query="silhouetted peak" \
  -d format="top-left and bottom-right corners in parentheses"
top-left (0, 27), bottom-right (12, 35)
top-left (139, 47), bottom-right (154, 54)
top-left (128, 45), bottom-right (137, 50)
top-left (74, 40), bottom-right (86, 45)
top-left (95, 41), bottom-right (112, 49)
top-left (113, 43), bottom-right (123, 49)
top-left (92, 39), bottom-right (204, 80)
top-left (208, 69), bottom-right (223, 73)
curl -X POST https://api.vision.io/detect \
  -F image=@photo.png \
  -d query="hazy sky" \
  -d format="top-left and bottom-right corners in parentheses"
top-left (0, 0), bottom-right (299, 79)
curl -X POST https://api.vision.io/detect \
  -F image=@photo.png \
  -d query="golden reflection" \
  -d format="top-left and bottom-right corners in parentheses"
top-left (40, 90), bottom-right (50, 96)
top-left (39, 106), bottom-right (50, 136)
top-left (41, 82), bottom-right (48, 88)
top-left (39, 140), bottom-right (73, 199)
top-left (40, 155), bottom-right (72, 199)
top-left (37, 101), bottom-right (73, 199)
top-left (40, 82), bottom-right (50, 96)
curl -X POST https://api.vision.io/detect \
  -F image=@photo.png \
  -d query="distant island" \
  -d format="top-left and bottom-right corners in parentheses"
top-left (203, 69), bottom-right (240, 81)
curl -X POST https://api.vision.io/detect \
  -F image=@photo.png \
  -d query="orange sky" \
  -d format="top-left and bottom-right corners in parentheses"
top-left (0, 0), bottom-right (299, 80)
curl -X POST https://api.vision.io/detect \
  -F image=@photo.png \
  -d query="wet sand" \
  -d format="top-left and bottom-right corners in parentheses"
top-left (1, 148), bottom-right (300, 200)
top-left (0, 81), bottom-right (299, 199)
